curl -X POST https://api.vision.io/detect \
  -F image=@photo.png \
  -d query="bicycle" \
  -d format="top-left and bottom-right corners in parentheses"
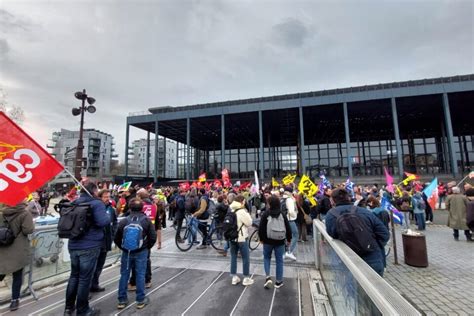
top-left (175, 212), bottom-right (225, 252)
top-left (248, 219), bottom-right (261, 251)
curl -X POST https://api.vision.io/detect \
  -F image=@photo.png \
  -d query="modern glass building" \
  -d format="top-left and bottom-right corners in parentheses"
top-left (125, 74), bottom-right (474, 182)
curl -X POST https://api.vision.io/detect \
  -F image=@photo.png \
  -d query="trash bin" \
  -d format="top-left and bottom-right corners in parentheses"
top-left (402, 232), bottom-right (428, 267)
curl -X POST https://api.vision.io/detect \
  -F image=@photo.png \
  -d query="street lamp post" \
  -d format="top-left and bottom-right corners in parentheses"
top-left (72, 89), bottom-right (96, 180)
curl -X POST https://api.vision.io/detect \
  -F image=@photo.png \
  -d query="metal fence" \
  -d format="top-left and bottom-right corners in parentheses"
top-left (313, 219), bottom-right (421, 315)
top-left (24, 225), bottom-right (120, 300)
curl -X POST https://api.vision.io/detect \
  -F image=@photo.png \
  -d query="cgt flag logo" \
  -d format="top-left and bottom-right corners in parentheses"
top-left (0, 112), bottom-right (64, 206)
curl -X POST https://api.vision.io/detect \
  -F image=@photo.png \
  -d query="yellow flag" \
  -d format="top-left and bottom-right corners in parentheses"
top-left (298, 175), bottom-right (319, 198)
top-left (282, 174), bottom-right (297, 186)
top-left (402, 175), bottom-right (416, 185)
top-left (272, 177), bottom-right (280, 187)
top-left (395, 185), bottom-right (403, 196)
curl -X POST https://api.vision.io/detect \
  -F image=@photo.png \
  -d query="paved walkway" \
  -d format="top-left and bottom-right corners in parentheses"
top-left (384, 223), bottom-right (473, 316)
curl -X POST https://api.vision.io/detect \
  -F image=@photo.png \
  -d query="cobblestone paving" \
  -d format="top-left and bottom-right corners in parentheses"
top-left (384, 224), bottom-right (473, 316)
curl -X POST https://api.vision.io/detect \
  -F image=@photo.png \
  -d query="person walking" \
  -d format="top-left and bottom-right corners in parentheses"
top-left (90, 189), bottom-right (118, 293)
top-left (64, 181), bottom-right (111, 316)
top-left (446, 187), bottom-right (472, 241)
top-left (296, 194), bottom-right (310, 242)
top-left (412, 192), bottom-right (426, 231)
top-left (229, 195), bottom-right (253, 286)
top-left (258, 196), bottom-right (291, 289)
top-left (115, 198), bottom-right (157, 310)
top-left (0, 201), bottom-right (35, 311)
top-left (282, 187), bottom-right (298, 261)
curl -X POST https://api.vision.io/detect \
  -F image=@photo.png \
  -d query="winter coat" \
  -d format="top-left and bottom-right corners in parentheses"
top-left (325, 203), bottom-right (390, 275)
top-left (68, 194), bottom-right (111, 250)
top-left (446, 194), bottom-right (469, 230)
top-left (0, 203), bottom-right (35, 274)
top-left (229, 201), bottom-right (252, 242)
top-left (412, 194), bottom-right (425, 214)
top-left (466, 199), bottom-right (474, 231)
top-left (258, 208), bottom-right (292, 246)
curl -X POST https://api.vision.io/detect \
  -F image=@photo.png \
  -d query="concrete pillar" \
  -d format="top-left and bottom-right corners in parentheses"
top-left (259, 111), bottom-right (264, 179)
top-left (186, 117), bottom-right (191, 181)
top-left (154, 120), bottom-right (159, 183)
top-left (442, 93), bottom-right (458, 177)
top-left (221, 114), bottom-right (225, 171)
top-left (343, 103), bottom-right (353, 178)
top-left (391, 98), bottom-right (404, 178)
top-left (299, 106), bottom-right (306, 175)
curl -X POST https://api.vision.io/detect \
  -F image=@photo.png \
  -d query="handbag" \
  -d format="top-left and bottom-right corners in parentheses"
top-left (304, 213), bottom-right (312, 225)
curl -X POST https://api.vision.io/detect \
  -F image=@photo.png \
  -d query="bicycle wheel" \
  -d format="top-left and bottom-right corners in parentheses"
top-left (209, 227), bottom-right (225, 251)
top-left (249, 228), bottom-right (260, 251)
top-left (175, 227), bottom-right (194, 252)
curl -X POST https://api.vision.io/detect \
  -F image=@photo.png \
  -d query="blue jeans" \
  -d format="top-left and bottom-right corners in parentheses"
top-left (263, 244), bottom-right (285, 282)
top-left (118, 249), bottom-right (148, 303)
top-left (415, 213), bottom-right (425, 230)
top-left (230, 239), bottom-right (250, 277)
top-left (65, 247), bottom-right (101, 314)
top-left (288, 221), bottom-right (298, 253)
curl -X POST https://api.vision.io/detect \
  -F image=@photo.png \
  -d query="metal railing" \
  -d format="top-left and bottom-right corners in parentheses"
top-left (22, 225), bottom-right (120, 300)
top-left (313, 219), bottom-right (421, 315)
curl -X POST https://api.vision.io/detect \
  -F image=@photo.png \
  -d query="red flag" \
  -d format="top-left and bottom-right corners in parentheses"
top-left (204, 182), bottom-right (211, 191)
top-left (198, 172), bottom-right (206, 182)
top-left (213, 179), bottom-right (222, 188)
top-left (179, 182), bottom-right (190, 191)
top-left (239, 181), bottom-right (251, 190)
top-left (221, 168), bottom-right (231, 188)
top-left (0, 112), bottom-right (64, 206)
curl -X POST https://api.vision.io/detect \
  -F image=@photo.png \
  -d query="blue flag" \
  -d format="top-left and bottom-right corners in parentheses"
top-left (319, 174), bottom-right (332, 189)
top-left (345, 178), bottom-right (355, 197)
top-left (381, 196), bottom-right (404, 225)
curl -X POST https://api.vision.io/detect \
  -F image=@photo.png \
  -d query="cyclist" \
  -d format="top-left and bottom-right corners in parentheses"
top-left (193, 188), bottom-right (211, 249)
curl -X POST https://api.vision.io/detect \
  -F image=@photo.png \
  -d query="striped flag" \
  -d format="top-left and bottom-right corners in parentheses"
top-left (319, 174), bottom-right (332, 189)
top-left (423, 178), bottom-right (438, 210)
top-left (381, 196), bottom-right (404, 225)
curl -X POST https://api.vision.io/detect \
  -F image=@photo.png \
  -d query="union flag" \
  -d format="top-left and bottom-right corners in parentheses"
top-left (0, 112), bottom-right (64, 206)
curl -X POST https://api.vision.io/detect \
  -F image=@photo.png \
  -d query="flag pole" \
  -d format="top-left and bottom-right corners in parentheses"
top-left (389, 210), bottom-right (399, 265)
top-left (62, 168), bottom-right (93, 197)
top-left (456, 175), bottom-right (469, 187)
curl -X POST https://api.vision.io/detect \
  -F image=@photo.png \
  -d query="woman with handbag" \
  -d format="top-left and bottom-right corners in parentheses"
top-left (296, 194), bottom-right (311, 242)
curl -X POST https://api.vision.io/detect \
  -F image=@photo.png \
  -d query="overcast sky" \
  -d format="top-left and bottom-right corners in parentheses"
top-left (1, 0), bottom-right (473, 163)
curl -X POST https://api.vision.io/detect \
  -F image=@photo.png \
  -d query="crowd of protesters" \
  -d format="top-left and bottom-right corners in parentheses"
top-left (1, 174), bottom-right (473, 313)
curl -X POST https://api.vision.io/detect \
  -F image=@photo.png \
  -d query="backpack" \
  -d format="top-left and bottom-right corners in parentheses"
top-left (280, 197), bottom-right (288, 217)
top-left (185, 196), bottom-right (199, 213)
top-left (0, 212), bottom-right (15, 247)
top-left (122, 215), bottom-right (146, 252)
top-left (266, 214), bottom-right (286, 240)
top-left (57, 203), bottom-right (92, 239)
top-left (222, 209), bottom-right (243, 241)
top-left (418, 198), bottom-right (426, 210)
top-left (329, 206), bottom-right (378, 255)
top-left (207, 199), bottom-right (216, 216)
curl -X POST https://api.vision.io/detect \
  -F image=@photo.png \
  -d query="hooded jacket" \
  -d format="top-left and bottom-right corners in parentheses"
top-left (258, 207), bottom-right (292, 245)
top-left (0, 203), bottom-right (35, 274)
top-left (68, 194), bottom-right (111, 250)
top-left (229, 201), bottom-right (252, 242)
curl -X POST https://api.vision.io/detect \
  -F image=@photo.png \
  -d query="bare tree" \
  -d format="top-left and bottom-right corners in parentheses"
top-left (0, 87), bottom-right (25, 125)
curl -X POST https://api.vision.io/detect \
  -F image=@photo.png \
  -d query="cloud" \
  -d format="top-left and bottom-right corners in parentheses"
top-left (0, 38), bottom-right (9, 57)
top-left (272, 18), bottom-right (310, 48)
top-left (0, 0), bottom-right (472, 165)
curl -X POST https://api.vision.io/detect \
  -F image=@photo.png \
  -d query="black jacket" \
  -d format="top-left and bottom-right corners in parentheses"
top-left (258, 208), bottom-right (292, 246)
top-left (215, 202), bottom-right (229, 222)
top-left (317, 195), bottom-right (332, 215)
top-left (114, 211), bottom-right (157, 252)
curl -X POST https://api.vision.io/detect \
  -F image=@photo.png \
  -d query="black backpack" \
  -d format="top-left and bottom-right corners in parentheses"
top-left (57, 202), bottom-right (92, 239)
top-left (185, 196), bottom-right (199, 213)
top-left (329, 206), bottom-right (378, 255)
top-left (222, 208), bottom-right (243, 241)
top-left (0, 211), bottom-right (15, 247)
